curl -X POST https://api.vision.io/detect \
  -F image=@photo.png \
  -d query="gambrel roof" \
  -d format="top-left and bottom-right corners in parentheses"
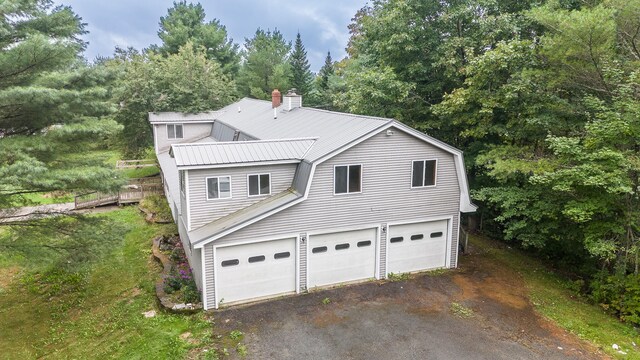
top-left (151, 98), bottom-right (477, 248)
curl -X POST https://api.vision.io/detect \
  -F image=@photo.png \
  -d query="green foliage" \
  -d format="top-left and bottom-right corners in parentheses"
top-left (229, 330), bottom-right (243, 341)
top-left (140, 194), bottom-right (173, 222)
top-left (0, 0), bottom-right (124, 210)
top-left (237, 29), bottom-right (291, 99)
top-left (113, 43), bottom-right (236, 157)
top-left (332, 56), bottom-right (414, 120)
top-left (154, 1), bottom-right (240, 75)
top-left (591, 273), bottom-right (640, 326)
top-left (450, 302), bottom-right (474, 318)
top-left (0, 213), bottom-right (131, 270)
top-left (0, 207), bottom-right (213, 359)
top-left (289, 33), bottom-right (313, 96)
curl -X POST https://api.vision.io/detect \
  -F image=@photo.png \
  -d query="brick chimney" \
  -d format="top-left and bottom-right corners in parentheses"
top-left (271, 89), bottom-right (281, 108)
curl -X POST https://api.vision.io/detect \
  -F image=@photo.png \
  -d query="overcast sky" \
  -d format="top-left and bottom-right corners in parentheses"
top-left (52, 0), bottom-right (366, 72)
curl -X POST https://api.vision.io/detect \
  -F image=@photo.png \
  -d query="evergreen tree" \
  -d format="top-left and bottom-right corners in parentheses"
top-left (153, 1), bottom-right (240, 75)
top-left (317, 51), bottom-right (335, 91)
top-left (0, 0), bottom-right (123, 213)
top-left (237, 29), bottom-right (291, 100)
top-left (289, 32), bottom-right (312, 96)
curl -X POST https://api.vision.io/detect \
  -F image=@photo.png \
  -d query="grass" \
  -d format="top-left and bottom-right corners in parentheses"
top-left (471, 234), bottom-right (640, 359)
top-left (0, 207), bottom-right (216, 359)
top-left (450, 302), bottom-right (474, 318)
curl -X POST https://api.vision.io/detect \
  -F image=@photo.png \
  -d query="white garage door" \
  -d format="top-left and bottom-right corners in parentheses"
top-left (387, 220), bottom-right (448, 275)
top-left (216, 238), bottom-right (296, 304)
top-left (308, 228), bottom-right (377, 288)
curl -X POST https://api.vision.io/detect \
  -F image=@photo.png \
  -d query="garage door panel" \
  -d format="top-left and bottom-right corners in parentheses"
top-left (388, 220), bottom-right (448, 274)
top-left (308, 228), bottom-right (377, 288)
top-left (216, 238), bottom-right (296, 304)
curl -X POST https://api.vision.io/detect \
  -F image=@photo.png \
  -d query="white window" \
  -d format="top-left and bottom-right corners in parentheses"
top-left (206, 176), bottom-right (231, 200)
top-left (248, 174), bottom-right (270, 196)
top-left (412, 160), bottom-right (437, 187)
top-left (334, 164), bottom-right (362, 194)
top-left (167, 124), bottom-right (183, 139)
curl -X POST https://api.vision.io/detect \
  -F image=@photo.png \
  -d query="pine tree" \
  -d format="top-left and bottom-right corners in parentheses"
top-left (237, 29), bottom-right (292, 100)
top-left (0, 0), bottom-right (123, 213)
top-left (289, 33), bottom-right (313, 96)
top-left (154, 1), bottom-right (240, 76)
top-left (317, 51), bottom-right (335, 91)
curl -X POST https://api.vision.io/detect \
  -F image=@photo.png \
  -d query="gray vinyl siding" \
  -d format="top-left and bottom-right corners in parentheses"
top-left (155, 123), bottom-right (213, 153)
top-left (178, 217), bottom-right (202, 290)
top-left (292, 160), bottom-right (312, 194)
top-left (211, 121), bottom-right (236, 141)
top-left (187, 164), bottom-right (298, 230)
top-left (203, 245), bottom-right (215, 309)
top-left (216, 127), bottom-right (461, 255)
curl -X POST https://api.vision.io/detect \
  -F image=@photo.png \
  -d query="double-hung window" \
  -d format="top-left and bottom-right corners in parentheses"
top-left (412, 160), bottom-right (437, 187)
top-left (206, 176), bottom-right (231, 199)
top-left (167, 124), bottom-right (183, 139)
top-left (334, 165), bottom-right (362, 194)
top-left (248, 174), bottom-right (270, 196)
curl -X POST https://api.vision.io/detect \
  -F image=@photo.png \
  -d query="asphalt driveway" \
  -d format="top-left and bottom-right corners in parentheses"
top-left (213, 244), bottom-right (606, 360)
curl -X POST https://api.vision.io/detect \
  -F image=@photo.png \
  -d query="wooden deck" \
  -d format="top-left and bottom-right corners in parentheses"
top-left (74, 177), bottom-right (163, 209)
top-left (115, 159), bottom-right (157, 169)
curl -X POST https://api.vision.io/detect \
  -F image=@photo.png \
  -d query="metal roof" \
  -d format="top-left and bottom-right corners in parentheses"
top-left (170, 138), bottom-right (316, 167)
top-left (149, 111), bottom-right (219, 124)
top-left (212, 99), bottom-right (392, 161)
top-left (189, 189), bottom-right (301, 245)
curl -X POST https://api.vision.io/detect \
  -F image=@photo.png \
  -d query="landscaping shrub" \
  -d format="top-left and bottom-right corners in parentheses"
top-left (590, 273), bottom-right (640, 326)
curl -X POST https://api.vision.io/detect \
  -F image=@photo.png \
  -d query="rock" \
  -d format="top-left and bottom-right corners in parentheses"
top-left (143, 310), bottom-right (156, 318)
top-left (173, 303), bottom-right (186, 310)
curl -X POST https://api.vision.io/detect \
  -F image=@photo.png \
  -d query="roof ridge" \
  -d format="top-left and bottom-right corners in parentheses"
top-left (171, 137), bottom-right (317, 147)
top-left (297, 106), bottom-right (393, 122)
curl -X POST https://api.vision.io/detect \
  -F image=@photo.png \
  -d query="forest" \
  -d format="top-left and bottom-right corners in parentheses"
top-left (1, 0), bottom-right (638, 326)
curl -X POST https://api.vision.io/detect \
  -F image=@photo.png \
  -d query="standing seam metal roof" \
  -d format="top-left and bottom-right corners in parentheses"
top-left (171, 138), bottom-right (317, 167)
top-left (211, 98), bottom-right (392, 161)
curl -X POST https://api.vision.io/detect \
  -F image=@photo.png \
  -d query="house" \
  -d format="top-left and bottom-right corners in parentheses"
top-left (150, 90), bottom-right (476, 310)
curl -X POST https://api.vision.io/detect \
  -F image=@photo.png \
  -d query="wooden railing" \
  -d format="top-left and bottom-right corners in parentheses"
top-left (115, 159), bottom-right (157, 169)
top-left (74, 177), bottom-right (163, 209)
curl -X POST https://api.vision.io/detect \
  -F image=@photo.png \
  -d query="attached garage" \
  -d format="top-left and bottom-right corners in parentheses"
top-left (308, 228), bottom-right (378, 288)
top-left (387, 220), bottom-right (449, 275)
top-left (215, 238), bottom-right (296, 304)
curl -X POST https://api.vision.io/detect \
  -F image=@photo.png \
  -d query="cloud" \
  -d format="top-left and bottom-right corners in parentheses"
top-left (54, 0), bottom-right (365, 70)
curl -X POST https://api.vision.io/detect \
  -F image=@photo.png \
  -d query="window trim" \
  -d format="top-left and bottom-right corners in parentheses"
top-left (205, 176), bottom-right (232, 200)
top-left (333, 164), bottom-right (363, 195)
top-left (410, 159), bottom-right (438, 189)
top-left (167, 123), bottom-right (184, 139)
top-left (246, 173), bottom-right (272, 197)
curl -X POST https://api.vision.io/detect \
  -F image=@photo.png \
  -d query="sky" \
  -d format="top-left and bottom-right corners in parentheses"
top-left (52, 0), bottom-right (367, 72)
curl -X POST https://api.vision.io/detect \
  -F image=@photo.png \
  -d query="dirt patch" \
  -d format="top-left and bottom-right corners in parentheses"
top-left (0, 266), bottom-right (20, 289)
top-left (311, 309), bottom-right (346, 328)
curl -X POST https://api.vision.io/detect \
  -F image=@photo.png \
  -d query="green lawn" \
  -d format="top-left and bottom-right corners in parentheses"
top-left (0, 207), bottom-right (216, 359)
top-left (471, 235), bottom-right (640, 359)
